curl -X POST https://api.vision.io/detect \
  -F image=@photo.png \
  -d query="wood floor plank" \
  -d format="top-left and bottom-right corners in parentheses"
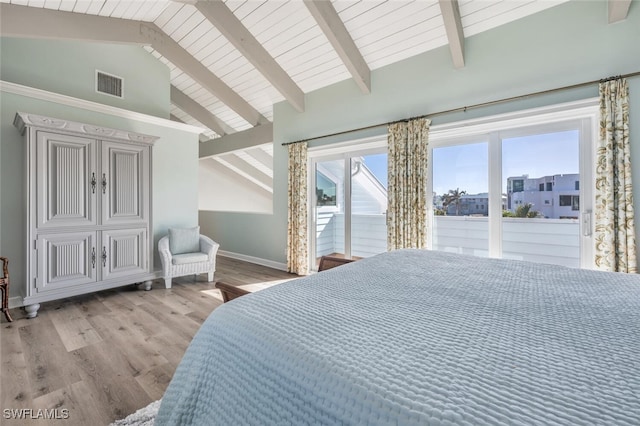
top-left (47, 302), bottom-right (103, 352)
top-left (143, 330), bottom-right (195, 367)
top-left (71, 341), bottom-right (153, 422)
top-left (31, 380), bottom-right (104, 426)
top-left (18, 319), bottom-right (83, 398)
top-left (1, 323), bottom-right (34, 414)
top-left (134, 362), bottom-right (176, 401)
top-left (146, 289), bottom-right (200, 316)
top-left (86, 311), bottom-right (169, 377)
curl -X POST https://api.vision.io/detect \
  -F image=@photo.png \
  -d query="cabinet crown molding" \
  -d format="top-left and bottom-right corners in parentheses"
top-left (14, 112), bottom-right (159, 144)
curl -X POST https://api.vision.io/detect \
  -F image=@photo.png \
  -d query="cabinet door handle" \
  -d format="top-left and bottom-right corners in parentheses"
top-left (102, 247), bottom-right (107, 267)
top-left (91, 247), bottom-right (96, 269)
top-left (102, 174), bottom-right (107, 194)
top-left (91, 173), bottom-right (97, 194)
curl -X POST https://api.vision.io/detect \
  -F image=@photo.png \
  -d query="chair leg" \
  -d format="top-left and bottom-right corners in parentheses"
top-left (1, 285), bottom-right (12, 322)
top-left (164, 278), bottom-right (172, 289)
top-left (207, 271), bottom-right (214, 282)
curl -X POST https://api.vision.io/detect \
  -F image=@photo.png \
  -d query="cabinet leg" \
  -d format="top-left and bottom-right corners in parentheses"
top-left (25, 303), bottom-right (40, 319)
top-left (143, 280), bottom-right (153, 291)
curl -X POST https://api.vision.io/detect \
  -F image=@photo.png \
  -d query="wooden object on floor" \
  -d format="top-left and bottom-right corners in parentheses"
top-left (0, 257), bottom-right (13, 322)
top-left (216, 281), bottom-right (251, 303)
top-left (318, 256), bottom-right (355, 272)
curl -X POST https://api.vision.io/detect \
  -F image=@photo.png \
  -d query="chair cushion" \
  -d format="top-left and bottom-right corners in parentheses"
top-left (171, 253), bottom-right (209, 265)
top-left (169, 226), bottom-right (200, 255)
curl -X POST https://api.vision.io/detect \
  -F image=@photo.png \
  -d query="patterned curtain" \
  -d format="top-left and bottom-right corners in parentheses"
top-left (287, 142), bottom-right (309, 275)
top-left (387, 118), bottom-right (431, 250)
top-left (595, 78), bottom-right (637, 273)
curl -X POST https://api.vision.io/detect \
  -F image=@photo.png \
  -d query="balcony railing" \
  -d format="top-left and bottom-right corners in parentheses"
top-left (317, 212), bottom-right (581, 268)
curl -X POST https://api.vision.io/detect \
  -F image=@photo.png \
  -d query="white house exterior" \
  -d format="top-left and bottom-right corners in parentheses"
top-left (507, 174), bottom-right (580, 219)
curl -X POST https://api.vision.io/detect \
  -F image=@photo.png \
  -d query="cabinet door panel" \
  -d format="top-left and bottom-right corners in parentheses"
top-left (101, 228), bottom-right (148, 280)
top-left (37, 132), bottom-right (97, 228)
top-left (36, 232), bottom-right (97, 292)
top-left (101, 142), bottom-right (148, 225)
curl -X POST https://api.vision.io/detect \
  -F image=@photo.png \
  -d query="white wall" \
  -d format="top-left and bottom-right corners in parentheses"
top-left (199, 158), bottom-right (272, 214)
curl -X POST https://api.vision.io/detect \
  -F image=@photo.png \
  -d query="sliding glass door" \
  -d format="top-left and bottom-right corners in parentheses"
top-left (428, 106), bottom-right (596, 269)
top-left (310, 142), bottom-right (387, 270)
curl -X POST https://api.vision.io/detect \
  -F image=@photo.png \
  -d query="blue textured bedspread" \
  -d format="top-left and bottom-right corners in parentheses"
top-left (157, 249), bottom-right (640, 425)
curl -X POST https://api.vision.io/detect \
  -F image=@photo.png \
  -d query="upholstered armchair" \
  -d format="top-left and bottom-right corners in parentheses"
top-left (158, 227), bottom-right (220, 289)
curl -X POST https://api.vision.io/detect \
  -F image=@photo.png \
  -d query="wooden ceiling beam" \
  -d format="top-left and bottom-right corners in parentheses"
top-left (304, 0), bottom-right (371, 94)
top-left (170, 85), bottom-right (235, 137)
top-left (608, 0), bottom-right (632, 23)
top-left (199, 124), bottom-right (273, 158)
top-left (194, 0), bottom-right (305, 113)
top-left (438, 0), bottom-right (465, 69)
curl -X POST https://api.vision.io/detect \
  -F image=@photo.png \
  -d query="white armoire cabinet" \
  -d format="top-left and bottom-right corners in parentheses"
top-left (14, 112), bottom-right (158, 318)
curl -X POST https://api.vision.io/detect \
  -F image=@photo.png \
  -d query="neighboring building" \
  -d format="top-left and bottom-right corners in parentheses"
top-left (438, 193), bottom-right (507, 216)
top-left (507, 174), bottom-right (580, 219)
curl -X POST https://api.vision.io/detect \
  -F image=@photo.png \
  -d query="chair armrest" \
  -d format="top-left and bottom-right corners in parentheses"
top-left (158, 236), bottom-right (172, 274)
top-left (200, 235), bottom-right (220, 261)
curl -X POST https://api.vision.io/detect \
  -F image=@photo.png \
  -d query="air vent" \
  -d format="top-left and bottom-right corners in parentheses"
top-left (96, 71), bottom-right (123, 98)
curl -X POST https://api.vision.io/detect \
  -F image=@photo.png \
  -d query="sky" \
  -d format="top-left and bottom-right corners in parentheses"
top-left (362, 153), bottom-right (388, 188)
top-left (433, 130), bottom-right (579, 196)
top-left (332, 129), bottom-right (579, 197)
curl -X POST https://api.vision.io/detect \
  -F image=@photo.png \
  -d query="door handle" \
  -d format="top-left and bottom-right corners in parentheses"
top-left (91, 247), bottom-right (96, 269)
top-left (582, 211), bottom-right (592, 237)
top-left (102, 246), bottom-right (107, 267)
top-left (102, 173), bottom-right (107, 194)
top-left (91, 173), bottom-right (97, 194)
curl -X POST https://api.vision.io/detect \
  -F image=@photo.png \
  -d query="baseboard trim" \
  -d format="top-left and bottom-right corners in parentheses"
top-left (9, 296), bottom-right (23, 309)
top-left (218, 250), bottom-right (287, 272)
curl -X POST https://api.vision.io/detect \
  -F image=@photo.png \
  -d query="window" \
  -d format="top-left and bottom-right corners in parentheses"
top-left (432, 142), bottom-right (489, 256)
top-left (316, 171), bottom-right (336, 206)
top-left (309, 138), bottom-right (387, 270)
top-left (575, 181), bottom-right (580, 190)
top-left (560, 195), bottom-right (580, 210)
top-left (512, 180), bottom-right (524, 192)
top-left (428, 99), bottom-right (597, 269)
top-left (559, 195), bottom-right (571, 206)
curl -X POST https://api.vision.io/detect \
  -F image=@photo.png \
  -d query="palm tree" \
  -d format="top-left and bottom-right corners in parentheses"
top-left (442, 188), bottom-right (467, 216)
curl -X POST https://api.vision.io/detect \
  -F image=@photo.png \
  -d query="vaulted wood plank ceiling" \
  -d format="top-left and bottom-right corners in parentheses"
top-left (1, 0), bottom-right (632, 146)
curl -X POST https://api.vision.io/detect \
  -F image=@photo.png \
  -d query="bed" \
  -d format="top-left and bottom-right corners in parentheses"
top-left (156, 249), bottom-right (640, 425)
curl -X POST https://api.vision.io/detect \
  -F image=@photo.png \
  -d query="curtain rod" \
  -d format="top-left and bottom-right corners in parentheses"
top-left (281, 71), bottom-right (640, 146)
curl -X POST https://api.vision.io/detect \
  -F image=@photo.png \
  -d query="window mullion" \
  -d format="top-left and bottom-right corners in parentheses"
top-left (344, 154), bottom-right (352, 259)
top-left (488, 133), bottom-right (502, 258)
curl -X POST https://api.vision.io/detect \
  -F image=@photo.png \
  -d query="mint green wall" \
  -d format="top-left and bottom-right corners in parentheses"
top-left (0, 37), bottom-right (170, 118)
top-left (0, 41), bottom-right (198, 300)
top-left (200, 0), bottom-right (640, 265)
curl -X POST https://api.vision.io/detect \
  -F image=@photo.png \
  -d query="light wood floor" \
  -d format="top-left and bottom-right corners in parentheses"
top-left (0, 256), bottom-right (296, 425)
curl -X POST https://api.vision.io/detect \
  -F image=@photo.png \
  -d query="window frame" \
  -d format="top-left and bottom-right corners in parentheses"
top-left (427, 98), bottom-right (598, 268)
top-left (307, 136), bottom-right (388, 272)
